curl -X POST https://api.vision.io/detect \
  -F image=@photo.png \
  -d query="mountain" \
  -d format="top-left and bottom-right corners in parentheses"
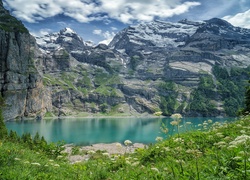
top-left (33, 18), bottom-right (250, 118)
top-left (1, 0), bottom-right (250, 120)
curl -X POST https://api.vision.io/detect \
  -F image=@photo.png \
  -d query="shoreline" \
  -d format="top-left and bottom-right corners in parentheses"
top-left (64, 142), bottom-right (147, 164)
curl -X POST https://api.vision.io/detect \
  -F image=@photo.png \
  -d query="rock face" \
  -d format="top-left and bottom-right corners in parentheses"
top-left (0, 2), bottom-right (50, 120)
top-left (1, 0), bottom-right (250, 119)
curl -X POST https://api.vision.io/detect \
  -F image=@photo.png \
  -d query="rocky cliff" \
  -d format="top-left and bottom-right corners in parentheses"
top-left (0, 2), bottom-right (51, 120)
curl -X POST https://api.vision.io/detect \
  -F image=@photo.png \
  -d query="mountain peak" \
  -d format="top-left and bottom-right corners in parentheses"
top-left (205, 18), bottom-right (233, 28)
top-left (60, 27), bottom-right (77, 35)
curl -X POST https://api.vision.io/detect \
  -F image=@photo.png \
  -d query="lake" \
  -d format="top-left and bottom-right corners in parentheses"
top-left (6, 117), bottom-right (236, 145)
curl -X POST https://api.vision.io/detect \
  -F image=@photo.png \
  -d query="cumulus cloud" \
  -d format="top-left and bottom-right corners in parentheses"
top-left (223, 9), bottom-right (250, 29)
top-left (93, 29), bottom-right (116, 45)
top-left (29, 28), bottom-right (53, 37)
top-left (3, 0), bottom-right (201, 24)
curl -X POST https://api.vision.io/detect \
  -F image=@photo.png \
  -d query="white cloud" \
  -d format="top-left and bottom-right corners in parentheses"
top-left (223, 9), bottom-right (250, 29)
top-left (93, 29), bottom-right (102, 35)
top-left (99, 0), bottom-right (201, 23)
top-left (29, 28), bottom-right (53, 37)
top-left (93, 29), bottom-right (116, 45)
top-left (3, 0), bottom-right (201, 24)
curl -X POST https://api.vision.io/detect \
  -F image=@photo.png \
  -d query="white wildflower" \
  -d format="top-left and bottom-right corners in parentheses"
top-left (124, 140), bottom-right (132, 146)
top-left (151, 167), bottom-right (159, 173)
top-left (87, 150), bottom-right (96, 155)
top-left (155, 136), bottom-right (163, 142)
top-left (31, 162), bottom-right (41, 166)
top-left (208, 119), bottom-right (213, 124)
top-left (171, 113), bottom-right (182, 119)
top-left (102, 152), bottom-right (109, 157)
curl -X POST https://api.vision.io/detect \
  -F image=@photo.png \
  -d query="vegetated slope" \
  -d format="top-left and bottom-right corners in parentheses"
top-left (36, 18), bottom-right (250, 118)
top-left (1, 115), bottom-right (250, 179)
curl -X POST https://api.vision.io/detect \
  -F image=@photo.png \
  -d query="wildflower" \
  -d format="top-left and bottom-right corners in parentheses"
top-left (14, 158), bottom-right (21, 161)
top-left (216, 132), bottom-right (224, 138)
top-left (132, 162), bottom-right (140, 166)
top-left (155, 136), bottom-right (163, 142)
top-left (240, 130), bottom-right (246, 134)
top-left (124, 140), bottom-right (132, 146)
top-left (236, 124), bottom-right (242, 127)
top-left (126, 160), bottom-right (131, 165)
top-left (208, 119), bottom-right (213, 123)
top-left (171, 113), bottom-right (182, 120)
top-left (203, 122), bottom-right (208, 126)
top-left (170, 120), bottom-right (179, 126)
top-left (175, 147), bottom-right (183, 152)
top-left (102, 152), bottom-right (110, 157)
top-left (116, 143), bottom-right (122, 148)
top-left (224, 136), bottom-right (231, 141)
top-left (227, 145), bottom-right (237, 149)
top-left (31, 162), bottom-right (41, 166)
top-left (186, 122), bottom-right (192, 125)
top-left (214, 141), bottom-right (227, 148)
top-left (176, 159), bottom-right (185, 164)
top-left (54, 164), bottom-right (60, 167)
top-left (229, 135), bottom-right (250, 146)
top-left (198, 124), bottom-right (202, 127)
top-left (173, 138), bottom-right (184, 143)
top-left (151, 167), bottom-right (159, 173)
top-left (87, 150), bottom-right (96, 155)
top-left (164, 147), bottom-right (171, 152)
top-left (160, 126), bottom-right (169, 134)
top-left (208, 135), bottom-right (214, 139)
top-left (49, 159), bottom-right (54, 162)
top-left (233, 156), bottom-right (242, 160)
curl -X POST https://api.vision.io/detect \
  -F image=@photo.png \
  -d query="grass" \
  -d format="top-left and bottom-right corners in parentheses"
top-left (1, 115), bottom-right (250, 179)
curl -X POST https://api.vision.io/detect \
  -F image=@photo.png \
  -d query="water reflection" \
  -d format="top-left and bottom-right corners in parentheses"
top-left (6, 117), bottom-right (236, 145)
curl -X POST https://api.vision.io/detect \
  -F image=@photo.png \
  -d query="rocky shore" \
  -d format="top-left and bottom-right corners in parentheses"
top-left (64, 143), bottom-right (146, 164)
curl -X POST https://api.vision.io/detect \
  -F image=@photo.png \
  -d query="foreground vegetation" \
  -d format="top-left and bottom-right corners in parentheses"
top-left (0, 113), bottom-right (250, 179)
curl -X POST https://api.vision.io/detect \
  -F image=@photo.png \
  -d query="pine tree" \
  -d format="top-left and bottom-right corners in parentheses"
top-left (244, 80), bottom-right (250, 114)
top-left (0, 95), bottom-right (8, 139)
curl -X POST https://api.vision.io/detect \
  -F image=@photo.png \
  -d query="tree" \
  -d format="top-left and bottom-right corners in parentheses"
top-left (243, 79), bottom-right (250, 114)
top-left (0, 95), bottom-right (8, 139)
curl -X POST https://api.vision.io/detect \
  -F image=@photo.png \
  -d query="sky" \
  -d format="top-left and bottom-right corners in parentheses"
top-left (2, 0), bottom-right (250, 44)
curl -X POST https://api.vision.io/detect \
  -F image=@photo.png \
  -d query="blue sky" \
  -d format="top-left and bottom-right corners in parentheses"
top-left (3, 0), bottom-right (250, 44)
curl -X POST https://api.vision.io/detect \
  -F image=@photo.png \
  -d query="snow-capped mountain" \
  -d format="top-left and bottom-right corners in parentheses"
top-left (35, 27), bottom-right (89, 53)
top-left (109, 19), bottom-right (203, 50)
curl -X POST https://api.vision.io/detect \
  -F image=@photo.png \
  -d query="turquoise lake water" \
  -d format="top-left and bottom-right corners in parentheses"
top-left (6, 117), bottom-right (236, 145)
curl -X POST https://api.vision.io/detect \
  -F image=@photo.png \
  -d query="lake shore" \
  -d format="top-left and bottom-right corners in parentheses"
top-left (64, 142), bottom-right (146, 164)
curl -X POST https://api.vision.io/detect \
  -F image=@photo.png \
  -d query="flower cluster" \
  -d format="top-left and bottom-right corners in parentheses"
top-left (124, 140), bottom-right (132, 146)
top-left (229, 135), bottom-right (250, 146)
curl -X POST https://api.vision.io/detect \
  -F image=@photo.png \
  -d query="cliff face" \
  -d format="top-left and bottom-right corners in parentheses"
top-left (0, 2), bottom-right (50, 120)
